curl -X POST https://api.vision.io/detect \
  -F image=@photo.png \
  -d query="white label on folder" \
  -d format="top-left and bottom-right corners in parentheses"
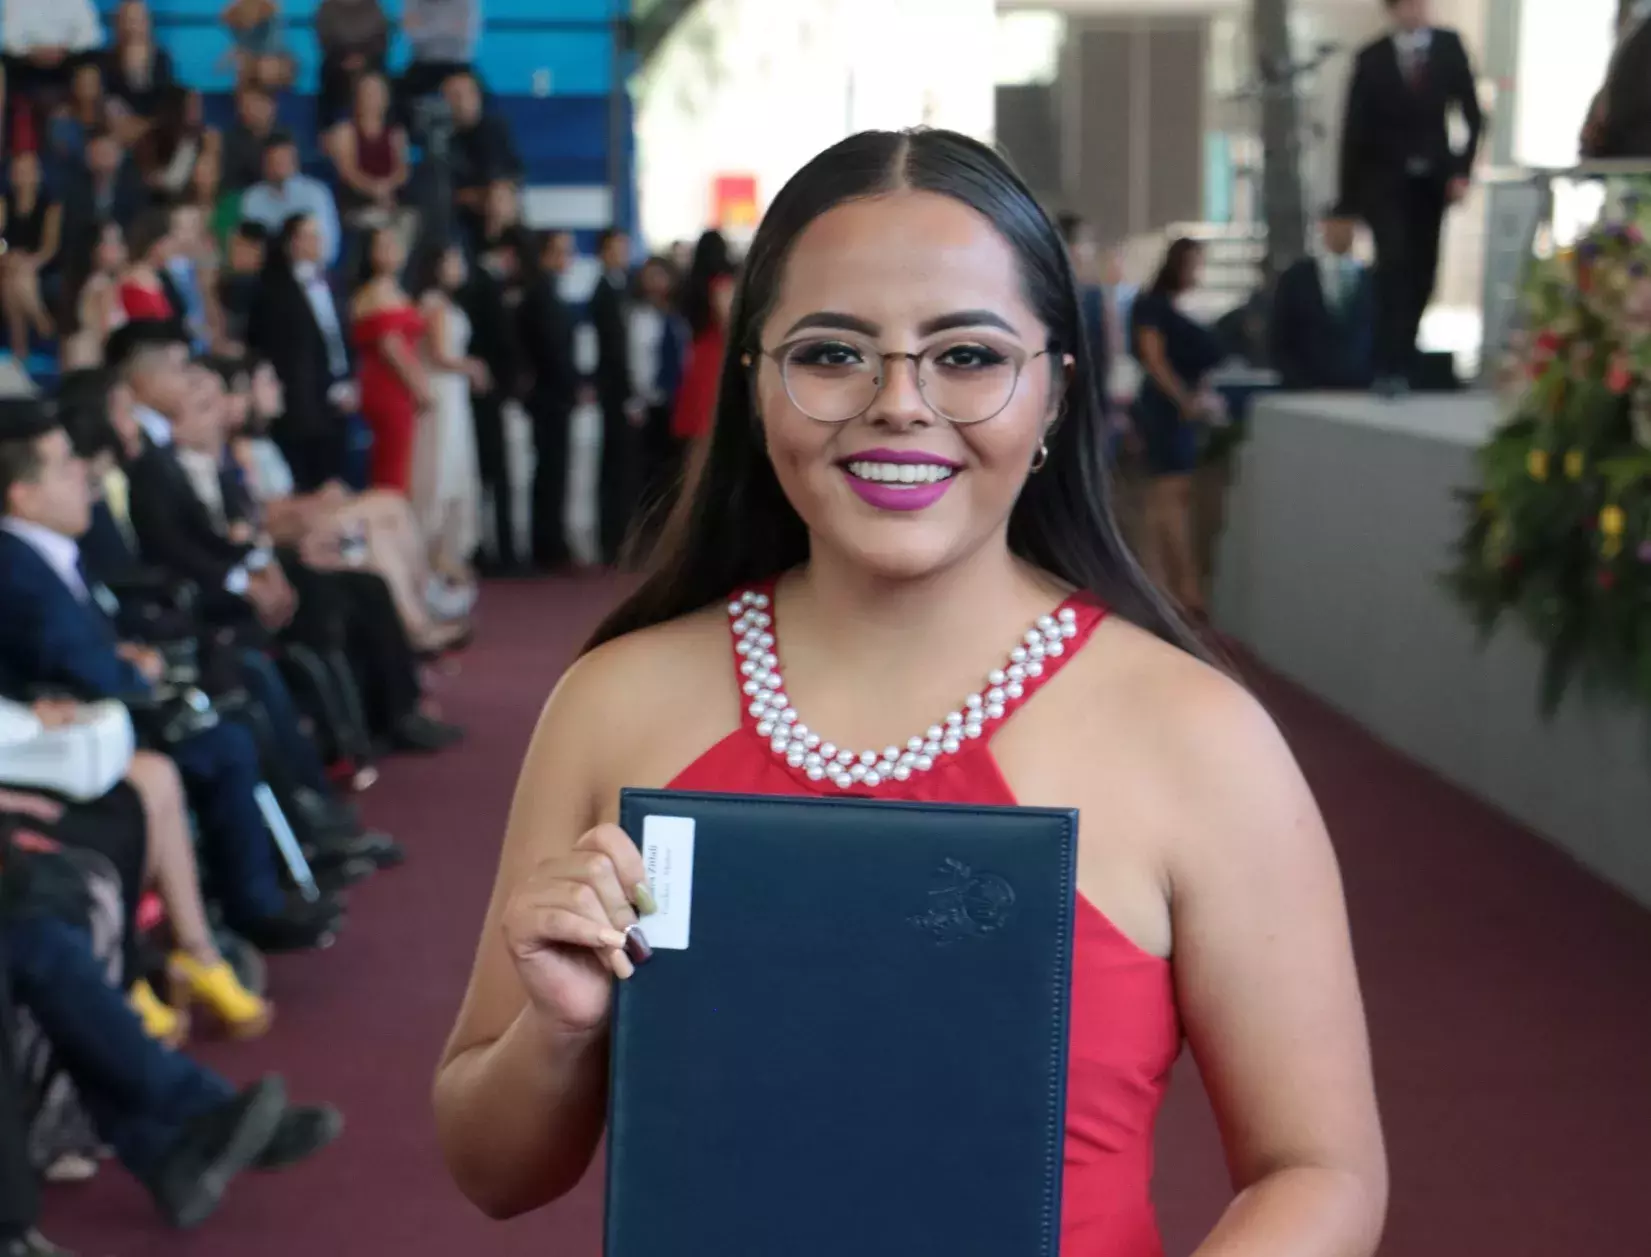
top-left (639, 815), bottom-right (694, 950)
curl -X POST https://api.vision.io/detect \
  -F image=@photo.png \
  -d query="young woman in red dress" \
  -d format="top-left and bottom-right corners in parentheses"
top-left (351, 226), bottom-right (428, 494)
top-left (435, 130), bottom-right (1386, 1256)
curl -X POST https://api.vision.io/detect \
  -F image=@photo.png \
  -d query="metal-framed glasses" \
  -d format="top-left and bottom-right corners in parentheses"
top-left (747, 334), bottom-right (1059, 425)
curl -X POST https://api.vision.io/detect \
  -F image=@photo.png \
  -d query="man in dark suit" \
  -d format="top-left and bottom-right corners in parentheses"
top-left (0, 404), bottom-right (339, 952)
top-left (1338, 0), bottom-right (1482, 396)
top-left (1270, 204), bottom-right (1377, 391)
top-left (589, 227), bottom-right (641, 564)
top-left (1583, 1), bottom-right (1651, 159)
top-left (59, 125), bottom-right (148, 262)
top-left (463, 239), bottom-right (524, 572)
top-left (517, 228), bottom-right (581, 571)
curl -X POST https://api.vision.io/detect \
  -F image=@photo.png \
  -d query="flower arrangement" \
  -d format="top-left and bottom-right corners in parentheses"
top-left (1450, 178), bottom-right (1651, 715)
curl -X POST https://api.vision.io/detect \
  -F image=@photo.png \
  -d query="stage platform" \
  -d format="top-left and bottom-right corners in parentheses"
top-left (1213, 391), bottom-right (1651, 907)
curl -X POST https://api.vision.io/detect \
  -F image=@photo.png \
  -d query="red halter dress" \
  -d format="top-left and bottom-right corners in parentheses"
top-left (665, 581), bottom-right (1183, 1255)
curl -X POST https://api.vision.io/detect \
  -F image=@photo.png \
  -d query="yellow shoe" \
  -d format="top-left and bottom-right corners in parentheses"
top-left (169, 953), bottom-right (274, 1040)
top-left (128, 979), bottom-right (189, 1048)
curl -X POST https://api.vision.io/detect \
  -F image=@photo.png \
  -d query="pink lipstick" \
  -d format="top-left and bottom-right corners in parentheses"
top-left (838, 449), bottom-right (961, 513)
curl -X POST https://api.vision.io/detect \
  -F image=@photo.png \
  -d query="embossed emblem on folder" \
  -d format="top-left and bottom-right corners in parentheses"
top-left (909, 858), bottom-right (1016, 943)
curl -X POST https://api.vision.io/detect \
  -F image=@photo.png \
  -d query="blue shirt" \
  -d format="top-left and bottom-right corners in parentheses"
top-left (240, 175), bottom-right (341, 269)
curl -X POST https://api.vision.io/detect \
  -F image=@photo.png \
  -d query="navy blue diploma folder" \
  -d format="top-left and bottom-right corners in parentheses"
top-left (605, 788), bottom-right (1078, 1257)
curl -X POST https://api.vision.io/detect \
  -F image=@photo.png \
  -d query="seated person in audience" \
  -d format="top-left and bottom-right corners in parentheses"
top-left (0, 886), bottom-right (74, 1257)
top-left (101, 0), bottom-right (176, 143)
top-left (0, 402), bottom-right (343, 953)
top-left (315, 0), bottom-right (389, 128)
top-left (118, 329), bottom-right (463, 752)
top-left (0, 0), bottom-right (104, 126)
top-left (44, 58), bottom-right (109, 187)
top-left (401, 0), bottom-right (480, 107)
top-left (58, 365), bottom-right (403, 874)
top-left (1, 903), bottom-right (340, 1229)
top-left (0, 695), bottom-right (271, 1043)
top-left (240, 131), bottom-right (342, 270)
top-left (161, 198), bottom-right (220, 353)
top-left (0, 149), bottom-right (61, 362)
top-left (444, 71), bottom-right (523, 244)
top-left (223, 355), bottom-right (471, 653)
top-left (1270, 203), bottom-right (1376, 392)
top-left (118, 203), bottom-right (184, 328)
top-left (58, 219), bottom-right (130, 370)
top-left (134, 84), bottom-right (218, 201)
top-left (219, 82), bottom-right (278, 196)
top-left (60, 125), bottom-right (148, 265)
top-left (220, 0), bottom-right (290, 91)
top-left (325, 70), bottom-right (414, 262)
top-left (216, 220), bottom-right (267, 349)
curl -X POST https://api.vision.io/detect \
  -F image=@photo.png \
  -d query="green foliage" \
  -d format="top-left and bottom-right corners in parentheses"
top-left (1448, 178), bottom-right (1651, 717)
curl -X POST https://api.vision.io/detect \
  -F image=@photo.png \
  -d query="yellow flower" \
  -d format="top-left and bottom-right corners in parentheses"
top-left (1527, 449), bottom-right (1550, 481)
top-left (1564, 449), bottom-right (1586, 480)
top-left (1600, 504), bottom-right (1626, 537)
top-left (1603, 534), bottom-right (1623, 559)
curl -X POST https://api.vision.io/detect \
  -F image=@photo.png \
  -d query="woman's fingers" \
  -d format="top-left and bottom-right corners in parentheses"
top-left (505, 902), bottom-right (627, 957)
top-left (574, 823), bottom-right (652, 914)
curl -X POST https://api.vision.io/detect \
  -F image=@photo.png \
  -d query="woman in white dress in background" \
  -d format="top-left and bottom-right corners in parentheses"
top-left (414, 241), bottom-right (490, 618)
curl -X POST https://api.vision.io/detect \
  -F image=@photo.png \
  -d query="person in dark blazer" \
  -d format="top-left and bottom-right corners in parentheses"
top-left (0, 403), bottom-right (338, 953)
top-left (1271, 204), bottom-right (1377, 391)
top-left (515, 228), bottom-right (580, 571)
top-left (462, 239), bottom-right (524, 572)
top-left (1582, 1), bottom-right (1651, 159)
top-left (1338, 0), bottom-right (1482, 395)
top-left (59, 126), bottom-right (148, 263)
top-left (589, 227), bottom-right (640, 564)
top-left (245, 213), bottom-right (356, 492)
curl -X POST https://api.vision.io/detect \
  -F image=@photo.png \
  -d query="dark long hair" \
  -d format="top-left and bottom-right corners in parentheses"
top-left (679, 228), bottom-right (735, 337)
top-left (1149, 236), bottom-right (1203, 297)
top-left (586, 128), bottom-right (1205, 660)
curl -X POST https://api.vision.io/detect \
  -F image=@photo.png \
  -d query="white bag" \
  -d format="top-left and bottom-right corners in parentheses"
top-left (0, 699), bottom-right (135, 802)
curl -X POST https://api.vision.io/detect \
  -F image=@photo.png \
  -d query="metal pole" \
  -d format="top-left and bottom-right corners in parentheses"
top-left (1251, 0), bottom-right (1308, 287)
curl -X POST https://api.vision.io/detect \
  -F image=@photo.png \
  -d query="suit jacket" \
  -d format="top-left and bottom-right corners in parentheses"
top-left (1270, 257), bottom-right (1376, 391)
top-left (124, 438), bottom-right (254, 615)
top-left (589, 273), bottom-right (632, 409)
top-left (246, 266), bottom-right (351, 438)
top-left (1339, 27), bottom-right (1483, 212)
top-left (0, 532), bottom-right (148, 702)
top-left (60, 159), bottom-right (148, 261)
top-left (518, 273), bottom-right (580, 411)
top-left (1592, 17), bottom-right (1651, 158)
top-left (461, 265), bottom-right (521, 400)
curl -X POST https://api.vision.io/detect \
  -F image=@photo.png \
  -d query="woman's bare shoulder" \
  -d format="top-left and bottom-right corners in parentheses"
top-left (532, 599), bottom-right (742, 795)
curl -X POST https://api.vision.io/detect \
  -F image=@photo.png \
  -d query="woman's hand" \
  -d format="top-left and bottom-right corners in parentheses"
top-left (499, 823), bottom-right (649, 1040)
top-left (465, 358), bottom-right (492, 393)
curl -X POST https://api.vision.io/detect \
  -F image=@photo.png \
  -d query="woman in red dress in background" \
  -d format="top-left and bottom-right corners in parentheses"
top-left (116, 205), bottom-right (180, 324)
top-left (436, 130), bottom-right (1386, 1256)
top-left (351, 225), bottom-right (428, 494)
top-left (669, 229), bottom-right (737, 447)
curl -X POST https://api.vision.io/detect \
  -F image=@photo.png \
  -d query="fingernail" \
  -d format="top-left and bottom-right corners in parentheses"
top-left (633, 880), bottom-right (659, 918)
top-left (623, 923), bottom-right (653, 966)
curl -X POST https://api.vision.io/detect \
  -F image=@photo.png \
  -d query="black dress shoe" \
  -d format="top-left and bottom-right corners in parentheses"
top-left (147, 1077), bottom-right (287, 1229)
top-left (254, 1104), bottom-right (344, 1170)
top-left (237, 897), bottom-right (344, 953)
top-left (313, 857), bottom-right (376, 892)
top-left (0, 1231), bottom-right (76, 1256)
top-left (388, 713), bottom-right (465, 753)
top-left (308, 831), bottom-right (405, 871)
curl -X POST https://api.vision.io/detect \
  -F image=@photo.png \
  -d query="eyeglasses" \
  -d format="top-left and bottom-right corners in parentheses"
top-left (747, 335), bottom-right (1058, 426)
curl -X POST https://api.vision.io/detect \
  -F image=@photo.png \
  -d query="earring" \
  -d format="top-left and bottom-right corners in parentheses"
top-left (1029, 441), bottom-right (1049, 473)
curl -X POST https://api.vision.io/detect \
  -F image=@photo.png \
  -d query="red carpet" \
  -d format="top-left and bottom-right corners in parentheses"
top-left (45, 575), bottom-right (1651, 1255)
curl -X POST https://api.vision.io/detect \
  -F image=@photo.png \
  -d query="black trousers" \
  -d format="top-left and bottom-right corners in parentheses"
top-left (529, 394), bottom-right (572, 569)
top-left (270, 409), bottom-right (347, 495)
top-left (598, 401), bottom-right (646, 565)
top-left (279, 558), bottom-right (421, 735)
top-left (472, 390), bottom-right (518, 568)
top-left (0, 933), bottom-right (37, 1241)
top-left (15, 784), bottom-right (149, 990)
top-left (1367, 174), bottom-right (1448, 380)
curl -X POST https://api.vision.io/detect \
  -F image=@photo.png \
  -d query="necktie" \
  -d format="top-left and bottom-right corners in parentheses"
top-left (1402, 43), bottom-right (1425, 89)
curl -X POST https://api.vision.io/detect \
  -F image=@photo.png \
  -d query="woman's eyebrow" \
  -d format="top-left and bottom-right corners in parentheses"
top-left (780, 309), bottom-right (1019, 338)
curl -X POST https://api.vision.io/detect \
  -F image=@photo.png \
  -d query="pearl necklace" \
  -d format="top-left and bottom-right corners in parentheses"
top-left (729, 589), bottom-right (1080, 791)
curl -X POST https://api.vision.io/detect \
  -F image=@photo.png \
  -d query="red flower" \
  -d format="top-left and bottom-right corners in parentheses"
top-left (1533, 330), bottom-right (1563, 359)
top-left (1598, 570), bottom-right (1617, 591)
top-left (1606, 356), bottom-right (1634, 394)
